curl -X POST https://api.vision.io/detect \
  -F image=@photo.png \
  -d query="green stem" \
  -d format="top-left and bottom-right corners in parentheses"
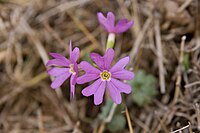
top-left (106, 33), bottom-right (115, 49)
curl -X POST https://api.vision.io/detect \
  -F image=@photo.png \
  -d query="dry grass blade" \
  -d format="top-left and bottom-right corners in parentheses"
top-left (131, 0), bottom-right (141, 36)
top-left (125, 107), bottom-right (134, 133)
top-left (36, 0), bottom-right (92, 23)
top-left (170, 124), bottom-right (190, 133)
top-left (194, 103), bottom-right (200, 130)
top-left (97, 103), bottom-right (117, 133)
top-left (37, 109), bottom-right (45, 133)
top-left (129, 17), bottom-right (152, 63)
top-left (172, 36), bottom-right (186, 104)
top-left (177, 0), bottom-right (192, 13)
top-left (154, 15), bottom-right (166, 94)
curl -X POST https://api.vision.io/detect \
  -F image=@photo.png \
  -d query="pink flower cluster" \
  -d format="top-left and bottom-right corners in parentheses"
top-left (46, 12), bottom-right (134, 105)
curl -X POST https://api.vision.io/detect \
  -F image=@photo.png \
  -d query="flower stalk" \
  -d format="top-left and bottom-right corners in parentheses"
top-left (106, 33), bottom-right (115, 49)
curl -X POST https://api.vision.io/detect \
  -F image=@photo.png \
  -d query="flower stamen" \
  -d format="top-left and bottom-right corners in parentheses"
top-left (69, 64), bottom-right (76, 74)
top-left (100, 70), bottom-right (111, 81)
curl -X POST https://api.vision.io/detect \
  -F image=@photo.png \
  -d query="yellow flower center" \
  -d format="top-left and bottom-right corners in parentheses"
top-left (100, 70), bottom-right (111, 81)
top-left (69, 64), bottom-right (76, 74)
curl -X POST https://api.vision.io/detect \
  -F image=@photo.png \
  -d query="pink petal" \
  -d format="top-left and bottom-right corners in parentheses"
top-left (69, 40), bottom-right (72, 58)
top-left (97, 12), bottom-right (114, 32)
top-left (82, 78), bottom-right (102, 96)
top-left (70, 84), bottom-right (75, 99)
top-left (90, 48), bottom-right (114, 70)
top-left (74, 62), bottom-right (79, 74)
top-left (97, 12), bottom-right (107, 25)
top-left (80, 61), bottom-right (101, 74)
top-left (110, 78), bottom-right (132, 94)
top-left (107, 12), bottom-right (115, 29)
top-left (70, 47), bottom-right (80, 63)
top-left (51, 72), bottom-right (71, 89)
top-left (77, 73), bottom-right (99, 84)
top-left (94, 81), bottom-right (106, 105)
top-left (107, 81), bottom-right (122, 104)
top-left (71, 63), bottom-right (78, 85)
top-left (46, 59), bottom-right (70, 67)
top-left (49, 53), bottom-right (71, 65)
top-left (116, 19), bottom-right (128, 26)
top-left (111, 70), bottom-right (134, 80)
top-left (70, 74), bottom-right (76, 98)
top-left (69, 41), bottom-right (80, 63)
top-left (103, 48), bottom-right (114, 70)
top-left (90, 53), bottom-right (104, 70)
top-left (109, 56), bottom-right (130, 73)
top-left (47, 68), bottom-right (69, 76)
top-left (115, 20), bottom-right (134, 33)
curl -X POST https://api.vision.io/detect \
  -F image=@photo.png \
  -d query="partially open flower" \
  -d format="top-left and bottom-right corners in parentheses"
top-left (97, 12), bottom-right (134, 34)
top-left (77, 48), bottom-right (134, 105)
top-left (46, 41), bottom-right (79, 98)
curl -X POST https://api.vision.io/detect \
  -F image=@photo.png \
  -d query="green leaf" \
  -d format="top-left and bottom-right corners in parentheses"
top-left (98, 100), bottom-right (126, 132)
top-left (98, 99), bottom-right (113, 120)
top-left (128, 70), bottom-right (158, 106)
top-left (107, 115), bottom-right (126, 132)
top-left (132, 92), bottom-right (146, 106)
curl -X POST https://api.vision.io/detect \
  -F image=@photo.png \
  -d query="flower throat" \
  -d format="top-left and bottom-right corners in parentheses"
top-left (100, 70), bottom-right (111, 81)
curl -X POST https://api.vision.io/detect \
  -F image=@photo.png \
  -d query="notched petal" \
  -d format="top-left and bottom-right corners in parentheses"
top-left (103, 48), bottom-right (114, 70)
top-left (47, 68), bottom-right (69, 76)
top-left (110, 56), bottom-right (130, 72)
top-left (80, 61), bottom-right (101, 74)
top-left (107, 81), bottom-right (122, 104)
top-left (51, 73), bottom-right (71, 89)
top-left (82, 78), bottom-right (102, 97)
top-left (94, 81), bottom-right (106, 105)
top-left (110, 78), bottom-right (132, 94)
top-left (111, 70), bottom-right (134, 80)
top-left (46, 59), bottom-right (70, 67)
top-left (77, 73), bottom-right (99, 84)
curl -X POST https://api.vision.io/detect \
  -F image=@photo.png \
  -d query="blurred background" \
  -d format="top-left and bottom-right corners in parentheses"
top-left (0, 0), bottom-right (199, 132)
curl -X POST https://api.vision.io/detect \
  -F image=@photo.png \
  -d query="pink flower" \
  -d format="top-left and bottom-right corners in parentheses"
top-left (77, 48), bottom-right (134, 105)
top-left (46, 41), bottom-right (79, 98)
top-left (97, 12), bottom-right (134, 34)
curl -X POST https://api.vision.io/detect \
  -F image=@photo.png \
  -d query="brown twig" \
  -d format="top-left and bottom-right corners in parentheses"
top-left (194, 103), bottom-right (200, 130)
top-left (170, 124), bottom-right (190, 133)
top-left (173, 36), bottom-right (186, 104)
top-left (177, 0), bottom-right (192, 13)
top-left (185, 81), bottom-right (200, 88)
top-left (154, 111), bottom-right (169, 133)
top-left (154, 14), bottom-right (166, 94)
top-left (188, 122), bottom-right (193, 133)
top-left (131, 0), bottom-right (141, 36)
top-left (97, 103), bottom-right (117, 133)
top-left (37, 109), bottom-right (45, 133)
top-left (125, 106), bottom-right (134, 133)
top-left (129, 17), bottom-right (152, 64)
top-left (104, 103), bottom-right (117, 123)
